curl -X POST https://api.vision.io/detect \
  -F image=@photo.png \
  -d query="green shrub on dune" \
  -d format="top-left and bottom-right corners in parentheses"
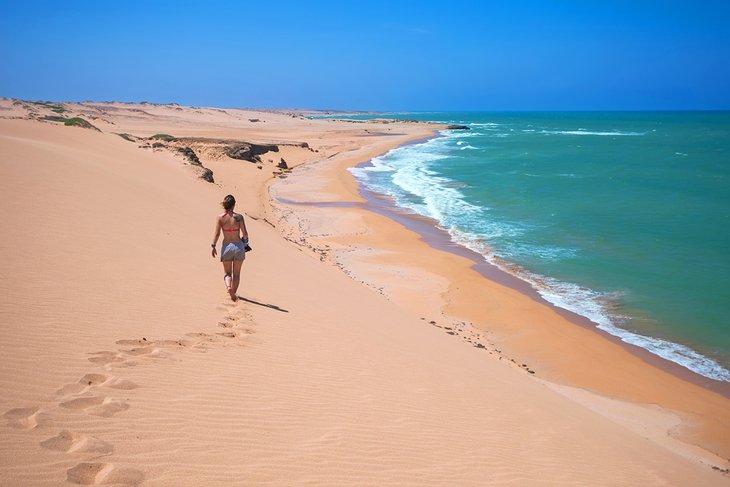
top-left (115, 133), bottom-right (136, 142)
top-left (149, 133), bottom-right (176, 141)
top-left (31, 101), bottom-right (67, 113)
top-left (42, 115), bottom-right (100, 132)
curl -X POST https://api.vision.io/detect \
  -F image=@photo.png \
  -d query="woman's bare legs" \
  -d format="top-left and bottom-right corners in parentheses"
top-left (230, 260), bottom-right (244, 298)
top-left (222, 261), bottom-right (233, 298)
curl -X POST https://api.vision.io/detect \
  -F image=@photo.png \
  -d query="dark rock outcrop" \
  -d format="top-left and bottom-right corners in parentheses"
top-left (175, 146), bottom-right (214, 183)
top-left (225, 143), bottom-right (279, 163)
top-left (177, 146), bottom-right (201, 165)
top-left (277, 158), bottom-right (289, 169)
top-left (446, 124), bottom-right (470, 130)
top-left (200, 168), bottom-right (214, 183)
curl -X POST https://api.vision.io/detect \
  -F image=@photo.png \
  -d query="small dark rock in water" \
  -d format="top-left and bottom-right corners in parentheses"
top-left (277, 158), bottom-right (289, 169)
top-left (152, 142), bottom-right (165, 148)
top-left (429, 320), bottom-right (436, 325)
top-left (445, 125), bottom-right (470, 130)
top-left (474, 343), bottom-right (486, 349)
top-left (249, 118), bottom-right (260, 122)
top-left (446, 331), bottom-right (456, 335)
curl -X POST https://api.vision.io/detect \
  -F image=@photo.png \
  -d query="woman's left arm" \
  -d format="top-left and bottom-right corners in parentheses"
top-left (239, 215), bottom-right (249, 242)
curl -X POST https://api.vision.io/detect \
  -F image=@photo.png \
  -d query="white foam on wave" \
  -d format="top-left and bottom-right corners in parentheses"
top-left (443, 130), bottom-right (484, 138)
top-left (350, 130), bottom-right (730, 383)
top-left (460, 145), bottom-right (478, 150)
top-left (449, 228), bottom-right (730, 382)
top-left (535, 277), bottom-right (730, 382)
top-left (540, 130), bottom-right (645, 136)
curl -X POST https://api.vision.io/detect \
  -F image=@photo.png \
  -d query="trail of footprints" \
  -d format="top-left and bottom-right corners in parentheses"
top-left (3, 304), bottom-right (255, 486)
top-left (425, 317), bottom-right (537, 375)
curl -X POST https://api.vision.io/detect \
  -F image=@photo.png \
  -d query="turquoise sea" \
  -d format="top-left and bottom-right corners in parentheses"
top-left (337, 112), bottom-right (730, 381)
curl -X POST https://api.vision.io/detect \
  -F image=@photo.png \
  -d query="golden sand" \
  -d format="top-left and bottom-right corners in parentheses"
top-left (1, 99), bottom-right (728, 485)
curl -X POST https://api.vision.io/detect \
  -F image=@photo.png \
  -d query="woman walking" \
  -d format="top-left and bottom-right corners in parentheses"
top-left (211, 195), bottom-right (249, 300)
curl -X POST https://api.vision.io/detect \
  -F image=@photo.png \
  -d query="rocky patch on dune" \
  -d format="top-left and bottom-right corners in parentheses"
top-left (225, 142), bottom-right (279, 163)
top-left (177, 147), bottom-right (214, 183)
top-left (134, 134), bottom-right (304, 183)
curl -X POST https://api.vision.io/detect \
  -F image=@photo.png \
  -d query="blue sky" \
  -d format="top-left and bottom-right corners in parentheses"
top-left (1, 1), bottom-right (729, 110)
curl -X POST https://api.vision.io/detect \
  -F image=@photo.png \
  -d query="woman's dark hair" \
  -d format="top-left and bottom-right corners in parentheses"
top-left (221, 195), bottom-right (236, 210)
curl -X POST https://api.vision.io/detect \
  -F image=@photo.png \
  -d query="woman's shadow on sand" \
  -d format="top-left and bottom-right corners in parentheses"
top-left (236, 296), bottom-right (289, 313)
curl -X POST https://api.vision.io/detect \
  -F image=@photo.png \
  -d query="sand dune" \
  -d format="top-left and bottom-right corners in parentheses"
top-left (0, 100), bottom-right (728, 485)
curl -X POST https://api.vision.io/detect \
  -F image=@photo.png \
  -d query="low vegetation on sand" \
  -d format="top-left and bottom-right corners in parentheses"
top-left (31, 101), bottom-right (67, 113)
top-left (115, 133), bottom-right (136, 142)
top-left (42, 116), bottom-right (100, 131)
top-left (149, 133), bottom-right (176, 142)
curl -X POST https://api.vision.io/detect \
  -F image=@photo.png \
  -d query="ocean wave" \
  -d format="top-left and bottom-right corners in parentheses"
top-left (442, 130), bottom-right (484, 138)
top-left (540, 130), bottom-right (645, 136)
top-left (349, 132), bottom-right (730, 383)
top-left (460, 145), bottom-right (478, 150)
top-left (534, 277), bottom-right (730, 381)
top-left (449, 229), bottom-right (730, 382)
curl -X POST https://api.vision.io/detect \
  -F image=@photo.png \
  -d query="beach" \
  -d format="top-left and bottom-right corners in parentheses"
top-left (1, 99), bottom-right (729, 485)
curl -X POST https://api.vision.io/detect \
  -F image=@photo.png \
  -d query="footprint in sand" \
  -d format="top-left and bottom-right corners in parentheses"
top-left (58, 374), bottom-right (139, 395)
top-left (155, 339), bottom-right (193, 349)
top-left (105, 378), bottom-right (139, 390)
top-left (184, 332), bottom-right (220, 351)
top-left (60, 396), bottom-right (129, 417)
top-left (88, 351), bottom-right (128, 366)
top-left (216, 331), bottom-right (239, 339)
top-left (115, 338), bottom-right (152, 347)
top-left (60, 396), bottom-right (105, 411)
top-left (3, 406), bottom-right (47, 430)
top-left (57, 374), bottom-right (110, 396)
top-left (41, 430), bottom-right (113, 454)
top-left (67, 462), bottom-right (143, 486)
top-left (120, 346), bottom-right (167, 359)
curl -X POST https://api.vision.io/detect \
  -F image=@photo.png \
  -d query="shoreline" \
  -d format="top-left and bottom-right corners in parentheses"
top-left (270, 129), bottom-right (730, 461)
top-left (351, 149), bottom-right (730, 398)
top-left (276, 132), bottom-right (730, 397)
top-left (357, 175), bottom-right (730, 398)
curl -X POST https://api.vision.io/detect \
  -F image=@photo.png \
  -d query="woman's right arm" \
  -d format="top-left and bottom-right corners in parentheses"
top-left (211, 217), bottom-right (221, 257)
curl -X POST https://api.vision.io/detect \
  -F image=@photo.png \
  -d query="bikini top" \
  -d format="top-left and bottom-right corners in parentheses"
top-left (220, 210), bottom-right (241, 232)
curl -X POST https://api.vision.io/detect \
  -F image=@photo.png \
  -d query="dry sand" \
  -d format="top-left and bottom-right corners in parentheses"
top-left (1, 99), bottom-right (728, 485)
